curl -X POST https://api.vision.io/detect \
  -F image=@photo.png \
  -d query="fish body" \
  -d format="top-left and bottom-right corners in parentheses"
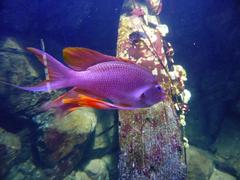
top-left (8, 47), bottom-right (165, 114)
top-left (72, 61), bottom-right (163, 108)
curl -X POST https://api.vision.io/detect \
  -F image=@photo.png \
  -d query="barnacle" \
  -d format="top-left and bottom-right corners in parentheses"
top-left (156, 24), bottom-right (169, 37)
top-left (179, 114), bottom-right (186, 126)
top-left (180, 89), bottom-right (191, 104)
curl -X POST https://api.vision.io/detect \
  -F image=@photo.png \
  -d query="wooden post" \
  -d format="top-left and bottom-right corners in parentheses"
top-left (117, 0), bottom-right (187, 179)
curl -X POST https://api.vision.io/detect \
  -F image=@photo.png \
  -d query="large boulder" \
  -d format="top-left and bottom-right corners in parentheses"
top-left (92, 110), bottom-right (119, 155)
top-left (34, 108), bottom-right (97, 178)
top-left (0, 128), bottom-right (22, 177)
top-left (187, 145), bottom-right (238, 179)
top-left (5, 159), bottom-right (46, 180)
top-left (210, 169), bottom-right (236, 180)
top-left (0, 37), bottom-right (53, 132)
top-left (187, 146), bottom-right (214, 180)
top-left (84, 159), bottom-right (109, 180)
top-left (211, 117), bottom-right (240, 178)
top-left (0, 37), bottom-right (119, 179)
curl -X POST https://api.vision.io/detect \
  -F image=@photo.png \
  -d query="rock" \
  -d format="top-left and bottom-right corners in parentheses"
top-left (0, 1), bottom-right (122, 179)
top-left (5, 159), bottom-right (46, 180)
top-left (64, 170), bottom-right (91, 180)
top-left (0, 38), bottom-right (39, 98)
top-left (102, 153), bottom-right (118, 171)
top-left (75, 171), bottom-right (91, 180)
top-left (210, 169), bottom-right (236, 180)
top-left (187, 146), bottom-right (214, 180)
top-left (211, 118), bottom-right (240, 178)
top-left (62, 110), bottom-right (119, 179)
top-left (0, 37), bottom-right (38, 81)
top-left (84, 159), bottom-right (109, 180)
top-left (64, 155), bottom-right (118, 180)
top-left (92, 110), bottom-right (118, 154)
top-left (0, 37), bottom-right (118, 179)
top-left (101, 153), bottom-right (118, 179)
top-left (0, 37), bottom-right (53, 132)
top-left (0, 128), bottom-right (21, 177)
top-left (56, 108), bottom-right (97, 135)
top-left (32, 108), bottom-right (98, 179)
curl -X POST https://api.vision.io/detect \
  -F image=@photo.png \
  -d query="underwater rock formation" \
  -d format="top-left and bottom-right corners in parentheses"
top-left (0, 0), bottom-right (124, 179)
top-left (184, 54), bottom-right (240, 179)
top-left (92, 110), bottom-right (119, 155)
top-left (0, 37), bottom-right (119, 179)
top-left (211, 117), bottom-right (240, 178)
top-left (34, 108), bottom-right (96, 167)
top-left (162, 1), bottom-right (240, 178)
top-left (32, 109), bottom-right (118, 179)
top-left (5, 159), bottom-right (46, 180)
top-left (0, 109), bottom-right (118, 180)
top-left (0, 128), bottom-right (22, 177)
top-left (0, 37), bottom-right (55, 132)
top-left (187, 146), bottom-right (214, 180)
top-left (64, 152), bottom-right (118, 180)
top-left (187, 145), bottom-right (237, 180)
top-left (210, 169), bottom-right (236, 180)
top-left (84, 159), bottom-right (109, 179)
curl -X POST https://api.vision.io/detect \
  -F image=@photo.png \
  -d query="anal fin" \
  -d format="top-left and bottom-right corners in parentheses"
top-left (62, 94), bottom-right (135, 110)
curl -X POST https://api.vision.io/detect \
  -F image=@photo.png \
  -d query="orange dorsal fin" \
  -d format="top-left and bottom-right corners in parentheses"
top-left (63, 47), bottom-right (133, 71)
top-left (63, 47), bottom-right (116, 71)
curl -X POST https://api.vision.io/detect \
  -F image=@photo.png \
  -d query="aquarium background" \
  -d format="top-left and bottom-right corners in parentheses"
top-left (0, 0), bottom-right (240, 179)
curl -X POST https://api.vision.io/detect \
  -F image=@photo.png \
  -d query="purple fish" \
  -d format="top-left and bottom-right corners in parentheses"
top-left (8, 47), bottom-right (166, 114)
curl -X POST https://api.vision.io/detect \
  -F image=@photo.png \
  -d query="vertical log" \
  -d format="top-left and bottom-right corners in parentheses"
top-left (117, 0), bottom-right (187, 179)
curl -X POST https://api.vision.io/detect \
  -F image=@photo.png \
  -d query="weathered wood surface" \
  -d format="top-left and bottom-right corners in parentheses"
top-left (117, 0), bottom-right (187, 179)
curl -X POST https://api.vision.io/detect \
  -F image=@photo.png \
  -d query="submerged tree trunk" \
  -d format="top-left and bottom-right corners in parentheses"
top-left (117, 0), bottom-right (187, 179)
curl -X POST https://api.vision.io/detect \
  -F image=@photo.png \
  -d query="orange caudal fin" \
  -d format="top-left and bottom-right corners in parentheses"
top-left (19, 48), bottom-right (74, 92)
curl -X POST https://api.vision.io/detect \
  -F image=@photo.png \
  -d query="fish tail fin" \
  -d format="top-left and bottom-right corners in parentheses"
top-left (21, 48), bottom-right (75, 92)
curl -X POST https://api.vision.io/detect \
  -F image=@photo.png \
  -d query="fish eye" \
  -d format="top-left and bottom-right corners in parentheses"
top-left (155, 85), bottom-right (161, 91)
top-left (141, 93), bottom-right (146, 98)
